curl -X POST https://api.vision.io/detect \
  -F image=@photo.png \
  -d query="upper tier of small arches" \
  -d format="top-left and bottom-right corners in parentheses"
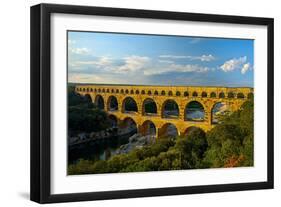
top-left (76, 86), bottom-right (253, 99)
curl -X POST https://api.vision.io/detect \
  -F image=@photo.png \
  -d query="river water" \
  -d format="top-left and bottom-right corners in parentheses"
top-left (68, 131), bottom-right (135, 164)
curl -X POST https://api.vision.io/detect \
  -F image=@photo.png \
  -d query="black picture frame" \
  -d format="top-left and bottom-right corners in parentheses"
top-left (30, 3), bottom-right (274, 204)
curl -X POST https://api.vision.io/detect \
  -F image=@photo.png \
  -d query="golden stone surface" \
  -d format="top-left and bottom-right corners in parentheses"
top-left (75, 84), bottom-right (253, 138)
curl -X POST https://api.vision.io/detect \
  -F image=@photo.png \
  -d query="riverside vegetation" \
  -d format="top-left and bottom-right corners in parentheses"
top-left (67, 86), bottom-right (254, 175)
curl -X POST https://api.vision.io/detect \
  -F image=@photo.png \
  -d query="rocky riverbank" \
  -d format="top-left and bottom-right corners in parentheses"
top-left (115, 133), bottom-right (156, 155)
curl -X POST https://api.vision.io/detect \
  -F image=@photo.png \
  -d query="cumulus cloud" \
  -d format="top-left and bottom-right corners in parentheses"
top-left (69, 56), bottom-right (112, 70)
top-left (68, 39), bottom-right (76, 45)
top-left (220, 56), bottom-right (251, 74)
top-left (159, 54), bottom-right (215, 62)
top-left (241, 63), bottom-right (251, 74)
top-left (113, 55), bottom-right (150, 74)
top-left (144, 64), bottom-right (210, 75)
top-left (69, 47), bottom-right (90, 55)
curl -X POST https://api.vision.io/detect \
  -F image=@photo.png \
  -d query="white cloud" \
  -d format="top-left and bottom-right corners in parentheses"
top-left (68, 73), bottom-right (104, 83)
top-left (70, 56), bottom-right (112, 69)
top-left (241, 63), bottom-right (251, 74)
top-left (68, 39), bottom-right (76, 45)
top-left (189, 38), bottom-right (202, 44)
top-left (114, 55), bottom-right (150, 74)
top-left (159, 54), bottom-right (215, 61)
top-left (158, 59), bottom-right (174, 64)
top-left (199, 54), bottom-right (215, 61)
top-left (144, 64), bottom-right (210, 75)
top-left (69, 47), bottom-right (90, 55)
top-left (220, 56), bottom-right (251, 74)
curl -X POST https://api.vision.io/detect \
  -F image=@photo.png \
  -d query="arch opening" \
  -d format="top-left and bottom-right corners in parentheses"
top-left (228, 92), bottom-right (235, 98)
top-left (107, 96), bottom-right (118, 111)
top-left (108, 114), bottom-right (118, 127)
top-left (248, 92), bottom-right (254, 99)
top-left (120, 117), bottom-right (137, 134)
top-left (143, 98), bottom-right (157, 115)
top-left (141, 120), bottom-right (156, 136)
top-left (202, 92), bottom-right (207, 97)
top-left (162, 100), bottom-right (179, 119)
top-left (158, 123), bottom-right (178, 139)
top-left (237, 93), bottom-right (245, 99)
top-left (211, 102), bottom-right (230, 124)
top-left (192, 92), bottom-right (198, 97)
top-left (219, 92), bottom-right (225, 98)
top-left (122, 97), bottom-right (138, 113)
top-left (95, 95), bottom-right (104, 110)
top-left (185, 101), bottom-right (205, 122)
top-left (210, 92), bottom-right (216, 98)
top-left (84, 94), bottom-right (92, 103)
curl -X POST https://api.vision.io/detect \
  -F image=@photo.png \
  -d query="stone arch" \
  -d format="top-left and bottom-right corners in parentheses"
top-left (94, 88), bottom-right (97, 92)
top-left (125, 89), bottom-right (129, 94)
top-left (147, 90), bottom-right (152, 95)
top-left (176, 91), bottom-right (181, 96)
top-left (183, 126), bottom-right (205, 138)
top-left (211, 102), bottom-right (230, 124)
top-left (95, 95), bottom-right (104, 110)
top-left (142, 98), bottom-right (157, 115)
top-left (107, 96), bottom-right (118, 111)
top-left (136, 90), bottom-right (140, 94)
top-left (98, 88), bottom-right (101, 92)
top-left (184, 91), bottom-right (189, 97)
top-left (102, 89), bottom-right (105, 93)
top-left (162, 99), bottom-right (179, 118)
top-left (141, 90), bottom-right (146, 95)
top-left (84, 94), bottom-right (92, 103)
top-left (185, 101), bottom-right (205, 122)
top-left (158, 123), bottom-right (179, 138)
top-left (140, 120), bottom-right (156, 136)
top-left (219, 92), bottom-right (225, 98)
top-left (120, 117), bottom-right (138, 133)
top-left (161, 90), bottom-right (166, 95)
top-left (106, 89), bottom-right (110, 93)
top-left (122, 97), bottom-right (138, 113)
top-left (108, 114), bottom-right (118, 127)
top-left (168, 91), bottom-right (173, 96)
top-left (192, 91), bottom-right (198, 97)
top-left (228, 92), bottom-right (235, 98)
top-left (83, 88), bottom-right (86, 92)
top-left (111, 89), bottom-right (115, 93)
top-left (90, 88), bottom-right (93, 92)
top-left (201, 91), bottom-right (207, 97)
top-left (121, 89), bottom-right (124, 94)
top-left (154, 91), bottom-right (159, 95)
top-left (130, 89), bottom-right (134, 94)
top-left (210, 92), bottom-right (216, 98)
top-left (248, 92), bottom-right (254, 99)
top-left (116, 89), bottom-right (119, 93)
top-left (237, 92), bottom-right (245, 99)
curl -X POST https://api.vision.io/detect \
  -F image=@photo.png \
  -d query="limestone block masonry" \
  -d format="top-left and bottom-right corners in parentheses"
top-left (75, 84), bottom-right (253, 138)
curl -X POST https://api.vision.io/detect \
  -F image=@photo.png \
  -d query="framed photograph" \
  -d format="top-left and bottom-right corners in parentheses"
top-left (30, 3), bottom-right (274, 203)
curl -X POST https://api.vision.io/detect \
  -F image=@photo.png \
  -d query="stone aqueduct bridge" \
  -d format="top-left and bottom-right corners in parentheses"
top-left (75, 84), bottom-right (253, 138)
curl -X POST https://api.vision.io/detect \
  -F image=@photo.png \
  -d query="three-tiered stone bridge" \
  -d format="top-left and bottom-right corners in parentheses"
top-left (75, 84), bottom-right (253, 138)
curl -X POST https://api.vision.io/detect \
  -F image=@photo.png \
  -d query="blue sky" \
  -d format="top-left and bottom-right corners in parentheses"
top-left (68, 31), bottom-right (254, 87)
